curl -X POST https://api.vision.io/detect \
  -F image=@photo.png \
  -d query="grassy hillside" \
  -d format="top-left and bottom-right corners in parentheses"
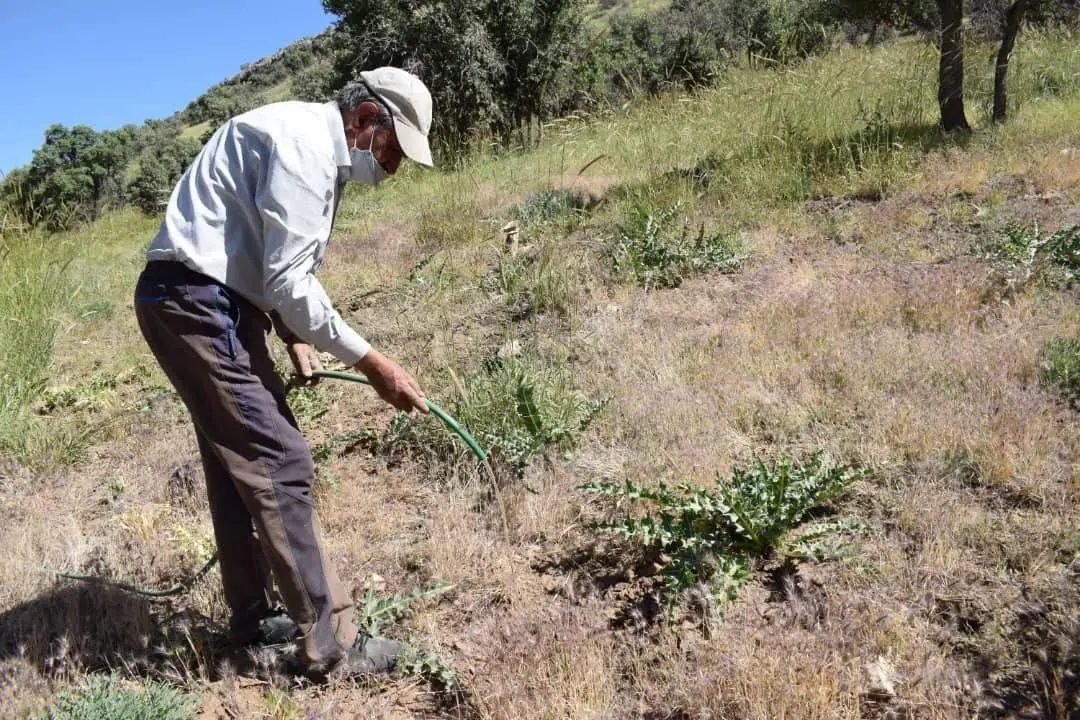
top-left (3, 30), bottom-right (1080, 719)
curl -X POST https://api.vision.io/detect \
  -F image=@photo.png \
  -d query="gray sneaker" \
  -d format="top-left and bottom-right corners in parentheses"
top-left (231, 610), bottom-right (297, 650)
top-left (331, 631), bottom-right (403, 677)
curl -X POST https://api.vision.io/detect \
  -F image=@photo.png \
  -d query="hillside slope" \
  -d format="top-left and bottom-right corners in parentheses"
top-left (2, 32), bottom-right (1079, 720)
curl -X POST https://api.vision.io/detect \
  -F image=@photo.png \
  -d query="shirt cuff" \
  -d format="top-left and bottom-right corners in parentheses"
top-left (325, 324), bottom-right (371, 366)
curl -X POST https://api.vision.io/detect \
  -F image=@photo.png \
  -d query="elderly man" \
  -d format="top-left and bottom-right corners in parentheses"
top-left (134, 67), bottom-right (433, 680)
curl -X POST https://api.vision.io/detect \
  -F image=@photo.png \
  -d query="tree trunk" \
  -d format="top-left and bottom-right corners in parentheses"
top-left (993, 0), bottom-right (1030, 123)
top-left (937, 0), bottom-right (971, 131)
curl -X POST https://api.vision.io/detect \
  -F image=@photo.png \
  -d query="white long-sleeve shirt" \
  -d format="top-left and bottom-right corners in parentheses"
top-left (145, 100), bottom-right (371, 365)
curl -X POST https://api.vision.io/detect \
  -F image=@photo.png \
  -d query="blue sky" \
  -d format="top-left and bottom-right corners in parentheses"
top-left (0, 0), bottom-right (334, 175)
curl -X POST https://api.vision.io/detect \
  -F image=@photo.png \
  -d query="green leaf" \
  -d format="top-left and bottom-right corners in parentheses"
top-left (515, 378), bottom-right (545, 440)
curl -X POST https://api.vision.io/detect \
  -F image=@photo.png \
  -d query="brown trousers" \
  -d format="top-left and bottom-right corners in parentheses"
top-left (134, 260), bottom-right (356, 671)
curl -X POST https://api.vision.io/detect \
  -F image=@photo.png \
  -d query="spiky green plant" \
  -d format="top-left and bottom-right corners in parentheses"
top-left (981, 222), bottom-right (1080, 290)
top-left (358, 580), bottom-right (454, 637)
top-left (612, 203), bottom-right (746, 289)
top-left (579, 453), bottom-right (866, 614)
top-left (384, 356), bottom-right (610, 474)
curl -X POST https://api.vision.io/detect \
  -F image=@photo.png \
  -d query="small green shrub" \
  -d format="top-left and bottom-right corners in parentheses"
top-left (359, 580), bottom-right (454, 637)
top-left (36, 675), bottom-right (199, 720)
top-left (612, 203), bottom-right (746, 289)
top-left (384, 356), bottom-right (610, 473)
top-left (356, 580), bottom-right (461, 693)
top-left (1041, 338), bottom-right (1080, 408)
top-left (579, 453), bottom-right (865, 614)
top-left (981, 222), bottom-right (1080, 290)
top-left (38, 371), bottom-right (121, 415)
top-left (514, 189), bottom-right (581, 227)
top-left (399, 642), bottom-right (462, 694)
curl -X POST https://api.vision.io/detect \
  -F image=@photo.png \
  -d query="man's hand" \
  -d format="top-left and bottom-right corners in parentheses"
top-left (354, 349), bottom-right (428, 414)
top-left (287, 342), bottom-right (323, 387)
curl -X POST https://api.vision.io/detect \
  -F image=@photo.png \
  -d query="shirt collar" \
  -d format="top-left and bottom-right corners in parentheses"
top-left (324, 101), bottom-right (352, 174)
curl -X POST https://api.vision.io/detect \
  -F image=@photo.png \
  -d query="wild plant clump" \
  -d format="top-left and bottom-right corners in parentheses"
top-left (383, 356), bottom-right (610, 476)
top-left (579, 453), bottom-right (866, 615)
top-left (514, 189), bottom-right (583, 228)
top-left (980, 221), bottom-right (1080, 290)
top-left (358, 580), bottom-right (462, 693)
top-left (35, 675), bottom-right (200, 720)
top-left (612, 203), bottom-right (746, 289)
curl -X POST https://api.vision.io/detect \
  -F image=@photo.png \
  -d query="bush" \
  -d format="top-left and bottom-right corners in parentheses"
top-left (383, 355), bottom-right (610, 474)
top-left (596, 9), bottom-right (726, 97)
top-left (579, 453), bottom-right (866, 615)
top-left (1, 124), bottom-right (138, 231)
top-left (745, 0), bottom-right (839, 62)
top-left (592, 0), bottom-right (840, 100)
top-left (981, 222), bottom-right (1080, 290)
top-left (292, 58), bottom-right (337, 102)
top-left (514, 189), bottom-right (582, 227)
top-left (35, 675), bottom-right (199, 720)
top-left (127, 137), bottom-right (202, 215)
top-left (612, 203), bottom-right (747, 289)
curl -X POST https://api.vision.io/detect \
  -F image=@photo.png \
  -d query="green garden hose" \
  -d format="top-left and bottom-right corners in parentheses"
top-left (54, 370), bottom-right (487, 597)
top-left (308, 369), bottom-right (487, 462)
top-left (56, 555), bottom-right (221, 598)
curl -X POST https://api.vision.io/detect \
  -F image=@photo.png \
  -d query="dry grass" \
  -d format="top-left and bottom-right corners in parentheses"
top-left (4, 35), bottom-right (1080, 720)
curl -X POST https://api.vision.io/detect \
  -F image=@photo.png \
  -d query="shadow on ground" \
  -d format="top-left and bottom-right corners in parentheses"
top-left (0, 582), bottom-right (243, 684)
top-left (978, 597), bottom-right (1079, 719)
top-left (0, 582), bottom-right (477, 717)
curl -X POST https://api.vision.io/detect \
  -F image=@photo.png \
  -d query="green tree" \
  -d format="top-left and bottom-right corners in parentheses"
top-left (323, 0), bottom-right (588, 155)
top-left (485, 0), bottom-right (587, 144)
top-left (127, 137), bottom-right (203, 215)
top-left (837, 0), bottom-right (969, 131)
top-left (970, 0), bottom-right (1076, 124)
top-left (4, 124), bottom-right (137, 230)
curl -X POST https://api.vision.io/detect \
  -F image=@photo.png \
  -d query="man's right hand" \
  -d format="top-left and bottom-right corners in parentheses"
top-left (354, 349), bottom-right (428, 414)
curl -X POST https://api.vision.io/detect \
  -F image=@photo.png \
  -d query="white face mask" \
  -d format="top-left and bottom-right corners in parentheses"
top-left (348, 128), bottom-right (387, 186)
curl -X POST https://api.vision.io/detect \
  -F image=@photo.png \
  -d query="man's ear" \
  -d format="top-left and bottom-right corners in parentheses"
top-left (353, 101), bottom-right (381, 125)
top-left (342, 101), bottom-right (379, 134)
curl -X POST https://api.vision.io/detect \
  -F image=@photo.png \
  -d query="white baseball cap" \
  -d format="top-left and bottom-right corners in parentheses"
top-left (359, 67), bottom-right (434, 168)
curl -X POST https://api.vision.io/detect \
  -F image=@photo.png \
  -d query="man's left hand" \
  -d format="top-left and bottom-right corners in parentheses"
top-left (287, 342), bottom-right (323, 387)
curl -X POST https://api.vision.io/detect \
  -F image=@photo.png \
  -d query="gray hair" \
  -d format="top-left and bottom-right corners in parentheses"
top-left (335, 79), bottom-right (394, 128)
